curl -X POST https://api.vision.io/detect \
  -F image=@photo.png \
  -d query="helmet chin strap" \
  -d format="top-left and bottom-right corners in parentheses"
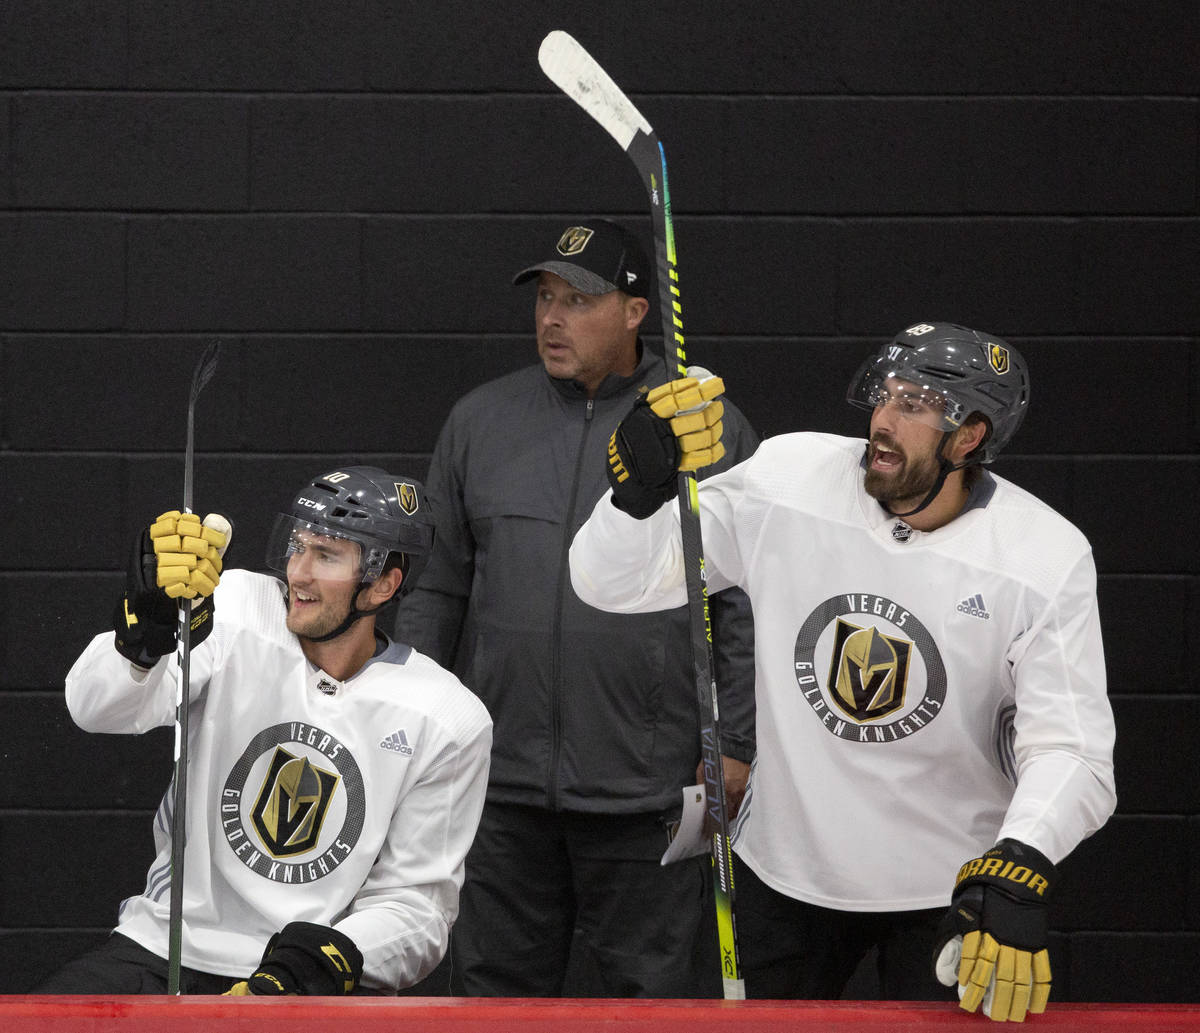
top-left (881, 431), bottom-right (972, 520)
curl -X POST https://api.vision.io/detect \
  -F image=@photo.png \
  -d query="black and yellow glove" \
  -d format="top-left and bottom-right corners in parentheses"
top-left (933, 839), bottom-right (1057, 1022)
top-left (607, 367), bottom-right (726, 519)
top-left (113, 511), bottom-right (231, 667)
top-left (224, 922), bottom-right (363, 996)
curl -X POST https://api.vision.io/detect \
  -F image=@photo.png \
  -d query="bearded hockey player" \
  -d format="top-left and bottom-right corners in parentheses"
top-left (569, 324), bottom-right (1116, 1021)
top-left (39, 468), bottom-right (491, 995)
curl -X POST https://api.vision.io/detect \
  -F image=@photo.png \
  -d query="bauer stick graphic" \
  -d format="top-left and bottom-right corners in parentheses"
top-left (538, 30), bottom-right (745, 1000)
top-left (167, 340), bottom-right (221, 994)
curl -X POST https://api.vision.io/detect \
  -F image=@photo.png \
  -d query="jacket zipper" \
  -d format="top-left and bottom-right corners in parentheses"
top-left (548, 396), bottom-right (595, 810)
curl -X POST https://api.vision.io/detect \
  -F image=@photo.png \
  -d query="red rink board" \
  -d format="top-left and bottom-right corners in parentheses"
top-left (3, 997), bottom-right (1198, 1033)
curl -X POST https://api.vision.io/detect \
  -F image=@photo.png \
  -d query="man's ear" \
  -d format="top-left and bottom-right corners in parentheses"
top-left (364, 567), bottom-right (404, 607)
top-left (624, 295), bottom-right (649, 331)
top-left (950, 417), bottom-right (989, 463)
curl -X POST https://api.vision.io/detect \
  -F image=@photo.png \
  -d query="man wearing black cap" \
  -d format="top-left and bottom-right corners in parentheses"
top-left (394, 218), bottom-right (758, 997)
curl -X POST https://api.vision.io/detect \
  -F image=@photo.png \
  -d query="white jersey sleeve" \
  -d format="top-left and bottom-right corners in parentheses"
top-left (994, 521), bottom-right (1116, 862)
top-left (569, 459), bottom-right (751, 611)
top-left (570, 492), bottom-right (688, 611)
top-left (330, 650), bottom-right (493, 988)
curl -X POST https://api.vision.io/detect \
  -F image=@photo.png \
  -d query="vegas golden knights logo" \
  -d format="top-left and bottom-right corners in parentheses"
top-left (988, 343), bottom-right (1010, 375)
top-left (827, 620), bottom-right (912, 722)
top-left (395, 481), bottom-right (418, 515)
top-left (557, 226), bottom-right (594, 256)
top-left (251, 747), bottom-right (340, 857)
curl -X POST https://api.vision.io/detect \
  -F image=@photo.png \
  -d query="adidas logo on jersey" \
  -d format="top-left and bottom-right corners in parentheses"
top-left (380, 729), bottom-right (414, 755)
top-left (957, 594), bottom-right (991, 620)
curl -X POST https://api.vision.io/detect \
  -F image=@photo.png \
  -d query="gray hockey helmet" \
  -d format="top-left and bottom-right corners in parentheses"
top-left (266, 466), bottom-right (435, 596)
top-left (846, 322), bottom-right (1030, 464)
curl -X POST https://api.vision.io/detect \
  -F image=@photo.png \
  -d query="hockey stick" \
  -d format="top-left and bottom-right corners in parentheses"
top-left (167, 340), bottom-right (221, 994)
top-left (538, 30), bottom-right (745, 1000)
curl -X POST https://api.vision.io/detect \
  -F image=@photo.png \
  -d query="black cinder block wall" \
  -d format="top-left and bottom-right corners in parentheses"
top-left (1, 2), bottom-right (1196, 1001)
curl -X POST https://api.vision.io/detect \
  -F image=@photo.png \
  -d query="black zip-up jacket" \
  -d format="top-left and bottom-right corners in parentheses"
top-left (394, 345), bottom-right (757, 813)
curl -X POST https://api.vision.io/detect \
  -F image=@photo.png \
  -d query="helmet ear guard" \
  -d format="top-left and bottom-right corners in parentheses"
top-left (847, 322), bottom-right (1030, 465)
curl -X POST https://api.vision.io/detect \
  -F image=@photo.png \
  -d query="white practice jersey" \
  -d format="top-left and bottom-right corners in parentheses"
top-left (571, 432), bottom-right (1116, 912)
top-left (66, 569), bottom-right (492, 990)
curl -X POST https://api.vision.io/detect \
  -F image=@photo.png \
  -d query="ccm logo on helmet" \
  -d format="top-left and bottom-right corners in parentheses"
top-left (295, 496), bottom-right (326, 511)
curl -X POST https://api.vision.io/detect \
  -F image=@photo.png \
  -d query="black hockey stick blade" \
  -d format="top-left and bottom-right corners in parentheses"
top-left (539, 30), bottom-right (744, 1000)
top-left (184, 341), bottom-right (220, 515)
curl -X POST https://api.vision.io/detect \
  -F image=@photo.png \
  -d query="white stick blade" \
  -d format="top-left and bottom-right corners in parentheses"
top-left (538, 30), bottom-right (652, 151)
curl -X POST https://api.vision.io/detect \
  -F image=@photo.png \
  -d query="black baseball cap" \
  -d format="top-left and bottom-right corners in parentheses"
top-left (512, 219), bottom-right (651, 298)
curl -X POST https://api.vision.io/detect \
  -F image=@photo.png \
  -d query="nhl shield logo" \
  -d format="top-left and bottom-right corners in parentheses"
top-left (988, 343), bottom-right (1011, 375)
top-left (557, 226), bottom-right (594, 256)
top-left (395, 482), bottom-right (419, 515)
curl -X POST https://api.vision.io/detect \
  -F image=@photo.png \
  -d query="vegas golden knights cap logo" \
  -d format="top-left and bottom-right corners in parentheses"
top-left (556, 226), bottom-right (594, 256)
top-left (251, 747), bottom-right (340, 857)
top-left (395, 482), bottom-right (418, 515)
top-left (827, 619), bottom-right (912, 722)
top-left (988, 343), bottom-right (1011, 375)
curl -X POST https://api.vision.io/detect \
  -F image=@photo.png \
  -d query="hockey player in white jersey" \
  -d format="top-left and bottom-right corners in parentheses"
top-left (38, 467), bottom-right (492, 995)
top-left (569, 324), bottom-right (1116, 1021)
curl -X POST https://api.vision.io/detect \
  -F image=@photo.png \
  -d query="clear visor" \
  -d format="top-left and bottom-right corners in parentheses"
top-left (847, 362), bottom-right (966, 432)
top-left (265, 515), bottom-right (366, 583)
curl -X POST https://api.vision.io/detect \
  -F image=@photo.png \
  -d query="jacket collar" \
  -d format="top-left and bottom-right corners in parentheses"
top-left (545, 338), bottom-right (660, 401)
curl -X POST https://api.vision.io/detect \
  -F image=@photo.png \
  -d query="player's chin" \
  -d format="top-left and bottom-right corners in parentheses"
top-left (863, 467), bottom-right (903, 501)
top-left (285, 608), bottom-right (320, 637)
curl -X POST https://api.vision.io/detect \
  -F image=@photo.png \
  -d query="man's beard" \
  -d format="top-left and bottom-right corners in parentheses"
top-left (286, 594), bottom-right (354, 641)
top-left (863, 437), bottom-right (942, 508)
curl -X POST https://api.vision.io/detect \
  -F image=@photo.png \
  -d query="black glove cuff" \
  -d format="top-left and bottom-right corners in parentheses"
top-left (607, 400), bottom-right (680, 520)
top-left (112, 590), bottom-right (215, 665)
top-left (112, 592), bottom-right (178, 663)
top-left (955, 838), bottom-right (1057, 904)
top-left (249, 922), bottom-right (363, 996)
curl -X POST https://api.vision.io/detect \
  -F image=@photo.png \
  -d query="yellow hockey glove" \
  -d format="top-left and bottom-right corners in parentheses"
top-left (607, 367), bottom-right (726, 519)
top-left (113, 511), bottom-right (232, 667)
top-left (150, 510), bottom-right (230, 599)
top-left (932, 839), bottom-right (1057, 1022)
top-left (645, 367), bottom-right (726, 472)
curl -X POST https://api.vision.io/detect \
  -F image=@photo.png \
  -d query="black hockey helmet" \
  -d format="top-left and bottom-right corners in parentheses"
top-left (846, 322), bottom-right (1030, 464)
top-left (265, 467), bottom-right (435, 598)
